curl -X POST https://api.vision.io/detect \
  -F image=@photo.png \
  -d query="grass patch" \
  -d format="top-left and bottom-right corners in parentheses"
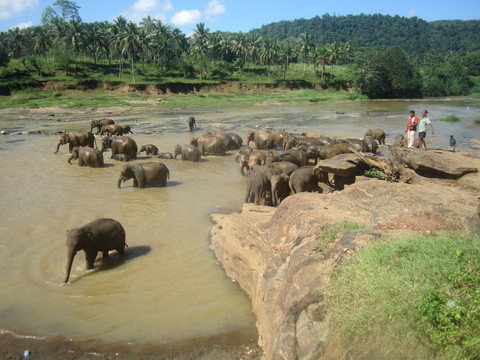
top-left (314, 221), bottom-right (363, 255)
top-left (439, 114), bottom-right (461, 122)
top-left (0, 87), bottom-right (354, 109)
top-left (326, 231), bottom-right (480, 359)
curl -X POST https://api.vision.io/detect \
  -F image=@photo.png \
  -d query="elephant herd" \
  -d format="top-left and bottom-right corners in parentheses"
top-left (238, 128), bottom-right (387, 207)
top-left (56, 116), bottom-right (386, 283)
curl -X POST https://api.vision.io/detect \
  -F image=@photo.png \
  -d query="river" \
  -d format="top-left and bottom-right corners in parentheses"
top-left (0, 97), bottom-right (479, 352)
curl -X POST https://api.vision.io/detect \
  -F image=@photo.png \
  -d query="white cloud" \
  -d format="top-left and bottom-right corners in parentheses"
top-left (11, 21), bottom-right (33, 29)
top-left (170, 9), bottom-right (201, 26)
top-left (0, 0), bottom-right (38, 20)
top-left (204, 0), bottom-right (225, 17)
top-left (123, 0), bottom-right (172, 23)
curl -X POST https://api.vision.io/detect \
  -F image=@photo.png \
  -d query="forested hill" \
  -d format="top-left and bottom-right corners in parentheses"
top-left (249, 14), bottom-right (480, 52)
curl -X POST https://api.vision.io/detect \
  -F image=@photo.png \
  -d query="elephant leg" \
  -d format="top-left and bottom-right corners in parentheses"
top-left (102, 251), bottom-right (109, 258)
top-left (86, 251), bottom-right (98, 270)
top-left (133, 178), bottom-right (139, 187)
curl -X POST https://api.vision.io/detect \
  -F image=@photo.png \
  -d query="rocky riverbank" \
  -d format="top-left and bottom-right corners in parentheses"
top-left (209, 149), bottom-right (480, 360)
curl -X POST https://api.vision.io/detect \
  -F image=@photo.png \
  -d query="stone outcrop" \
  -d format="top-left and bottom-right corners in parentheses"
top-left (209, 160), bottom-right (480, 359)
top-left (391, 147), bottom-right (478, 178)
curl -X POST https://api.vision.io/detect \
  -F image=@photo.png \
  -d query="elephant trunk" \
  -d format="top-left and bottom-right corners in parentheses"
top-left (55, 141), bottom-right (61, 154)
top-left (117, 176), bottom-right (126, 189)
top-left (67, 155), bottom-right (74, 164)
top-left (238, 161), bottom-right (248, 176)
top-left (64, 247), bottom-right (77, 284)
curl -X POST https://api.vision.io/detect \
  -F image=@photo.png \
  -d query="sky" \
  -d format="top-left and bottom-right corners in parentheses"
top-left (1, 0), bottom-right (480, 35)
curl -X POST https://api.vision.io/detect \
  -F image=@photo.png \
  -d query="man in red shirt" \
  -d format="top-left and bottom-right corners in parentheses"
top-left (405, 110), bottom-right (418, 148)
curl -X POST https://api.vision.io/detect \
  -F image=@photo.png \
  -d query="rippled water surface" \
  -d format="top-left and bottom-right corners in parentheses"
top-left (0, 97), bottom-right (479, 346)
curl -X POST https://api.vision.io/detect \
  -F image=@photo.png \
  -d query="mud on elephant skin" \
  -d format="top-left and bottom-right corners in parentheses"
top-left (91, 118), bottom-right (115, 135)
top-left (55, 131), bottom-right (96, 154)
top-left (138, 144), bottom-right (159, 156)
top-left (101, 136), bottom-right (138, 159)
top-left (68, 146), bottom-right (104, 167)
top-left (117, 162), bottom-right (170, 188)
top-left (63, 218), bottom-right (127, 284)
top-left (174, 144), bottom-right (201, 162)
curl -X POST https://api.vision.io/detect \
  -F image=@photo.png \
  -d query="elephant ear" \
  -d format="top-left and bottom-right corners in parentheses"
top-left (84, 231), bottom-right (94, 248)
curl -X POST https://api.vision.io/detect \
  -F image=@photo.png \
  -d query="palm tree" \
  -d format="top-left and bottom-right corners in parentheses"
top-left (279, 43), bottom-right (294, 80)
top-left (313, 45), bottom-right (328, 79)
top-left (192, 22), bottom-right (210, 79)
top-left (259, 37), bottom-right (278, 79)
top-left (299, 32), bottom-right (313, 77)
top-left (246, 33), bottom-right (261, 64)
top-left (7, 27), bottom-right (26, 59)
top-left (65, 20), bottom-right (85, 74)
top-left (112, 16), bottom-right (127, 77)
top-left (122, 22), bottom-right (140, 82)
top-left (34, 26), bottom-right (53, 71)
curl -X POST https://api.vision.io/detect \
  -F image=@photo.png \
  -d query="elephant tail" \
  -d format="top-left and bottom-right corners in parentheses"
top-left (167, 169), bottom-right (170, 180)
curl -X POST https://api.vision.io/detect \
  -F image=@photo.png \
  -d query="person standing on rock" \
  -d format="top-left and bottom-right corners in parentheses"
top-left (449, 135), bottom-right (457, 152)
top-left (418, 110), bottom-right (434, 150)
top-left (405, 110), bottom-right (418, 148)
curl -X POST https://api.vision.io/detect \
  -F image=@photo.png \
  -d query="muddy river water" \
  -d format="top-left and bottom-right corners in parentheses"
top-left (0, 97), bottom-right (479, 350)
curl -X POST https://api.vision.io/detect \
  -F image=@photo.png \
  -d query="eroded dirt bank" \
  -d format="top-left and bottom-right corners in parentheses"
top-left (209, 157), bottom-right (480, 360)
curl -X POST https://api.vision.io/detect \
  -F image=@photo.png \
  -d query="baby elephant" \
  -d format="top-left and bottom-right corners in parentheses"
top-left (114, 153), bottom-right (131, 162)
top-left (63, 218), bottom-right (127, 284)
top-left (117, 162), bottom-right (170, 188)
top-left (68, 146), bottom-right (104, 167)
top-left (139, 144), bottom-right (159, 155)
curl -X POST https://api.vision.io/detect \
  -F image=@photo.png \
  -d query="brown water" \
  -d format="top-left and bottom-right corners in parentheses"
top-left (0, 97), bottom-right (479, 348)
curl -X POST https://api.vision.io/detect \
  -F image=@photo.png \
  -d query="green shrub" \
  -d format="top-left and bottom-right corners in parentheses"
top-left (439, 115), bottom-right (461, 122)
top-left (315, 221), bottom-right (363, 254)
top-left (327, 231), bottom-right (480, 359)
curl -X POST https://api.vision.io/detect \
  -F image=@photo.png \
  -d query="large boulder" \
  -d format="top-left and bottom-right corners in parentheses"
top-left (390, 147), bottom-right (478, 178)
top-left (209, 179), bottom-right (480, 360)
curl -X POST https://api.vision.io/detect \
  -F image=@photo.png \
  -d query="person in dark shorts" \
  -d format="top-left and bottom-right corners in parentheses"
top-left (418, 110), bottom-right (434, 150)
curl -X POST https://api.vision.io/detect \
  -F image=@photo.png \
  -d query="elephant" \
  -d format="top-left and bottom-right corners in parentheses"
top-left (268, 129), bottom-right (290, 149)
top-left (268, 161), bottom-right (299, 176)
top-left (237, 145), bottom-right (254, 155)
top-left (237, 150), bottom-right (268, 175)
top-left (363, 135), bottom-right (378, 153)
top-left (335, 138), bottom-right (369, 153)
top-left (114, 153), bottom-right (131, 162)
top-left (101, 136), bottom-right (138, 160)
top-left (306, 145), bottom-right (343, 164)
top-left (63, 218), bottom-right (127, 284)
top-left (100, 124), bottom-right (123, 136)
top-left (157, 152), bottom-right (174, 159)
top-left (190, 135), bottom-right (226, 155)
top-left (68, 146), bottom-right (104, 167)
top-left (139, 144), bottom-right (159, 155)
top-left (117, 162), bottom-right (170, 188)
top-left (188, 116), bottom-right (197, 131)
top-left (206, 131), bottom-right (243, 150)
top-left (246, 131), bottom-right (275, 150)
top-left (91, 118), bottom-right (115, 135)
top-left (267, 148), bottom-right (308, 167)
top-left (245, 167), bottom-right (273, 205)
top-left (174, 144), bottom-right (201, 162)
top-left (364, 129), bottom-right (386, 145)
top-left (55, 131), bottom-right (96, 154)
top-left (271, 173), bottom-right (291, 206)
top-left (284, 135), bottom-right (326, 150)
top-left (120, 125), bottom-right (133, 135)
top-left (289, 166), bottom-right (322, 194)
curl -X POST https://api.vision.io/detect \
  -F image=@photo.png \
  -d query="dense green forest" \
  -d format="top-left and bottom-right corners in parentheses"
top-left (0, 0), bottom-right (479, 99)
top-left (252, 14), bottom-right (480, 53)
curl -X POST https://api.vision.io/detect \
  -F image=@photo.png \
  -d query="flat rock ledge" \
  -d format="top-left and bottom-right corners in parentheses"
top-left (209, 175), bottom-right (480, 360)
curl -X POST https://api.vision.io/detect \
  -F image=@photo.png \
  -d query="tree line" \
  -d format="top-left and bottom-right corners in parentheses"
top-left (0, 0), bottom-right (478, 99)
